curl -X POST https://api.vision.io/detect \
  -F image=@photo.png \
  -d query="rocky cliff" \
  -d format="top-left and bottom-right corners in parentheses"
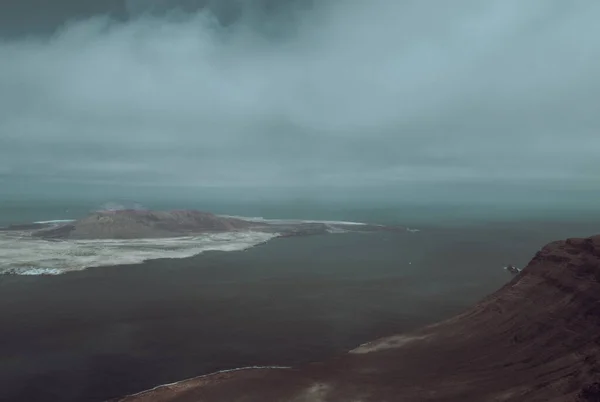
top-left (117, 235), bottom-right (600, 402)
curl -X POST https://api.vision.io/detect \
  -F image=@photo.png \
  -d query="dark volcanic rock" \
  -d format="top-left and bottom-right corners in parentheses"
top-left (118, 235), bottom-right (600, 402)
top-left (578, 382), bottom-right (600, 401)
top-left (577, 382), bottom-right (600, 402)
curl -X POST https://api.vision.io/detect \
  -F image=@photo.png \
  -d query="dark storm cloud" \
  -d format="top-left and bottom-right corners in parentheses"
top-left (1, 0), bottom-right (600, 198)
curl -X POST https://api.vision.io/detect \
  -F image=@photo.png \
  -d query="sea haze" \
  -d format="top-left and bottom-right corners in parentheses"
top-left (1, 0), bottom-right (599, 401)
top-left (1, 1), bottom-right (600, 207)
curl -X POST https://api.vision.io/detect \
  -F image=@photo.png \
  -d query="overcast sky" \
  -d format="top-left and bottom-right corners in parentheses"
top-left (1, 0), bottom-right (599, 204)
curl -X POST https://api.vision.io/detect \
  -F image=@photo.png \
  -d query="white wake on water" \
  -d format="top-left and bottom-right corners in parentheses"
top-left (217, 215), bottom-right (371, 233)
top-left (0, 215), bottom-right (378, 276)
top-left (33, 219), bottom-right (76, 225)
top-left (0, 231), bottom-right (278, 275)
top-left (125, 366), bottom-right (291, 398)
top-left (217, 215), bottom-right (368, 226)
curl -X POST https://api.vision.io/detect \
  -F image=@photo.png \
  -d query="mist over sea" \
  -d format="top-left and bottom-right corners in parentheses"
top-left (1, 0), bottom-right (599, 400)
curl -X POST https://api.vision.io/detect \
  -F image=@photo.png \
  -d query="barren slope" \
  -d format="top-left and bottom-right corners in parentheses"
top-left (32, 210), bottom-right (257, 239)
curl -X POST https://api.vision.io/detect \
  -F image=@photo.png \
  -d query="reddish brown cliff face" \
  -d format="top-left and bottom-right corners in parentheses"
top-left (118, 235), bottom-right (600, 402)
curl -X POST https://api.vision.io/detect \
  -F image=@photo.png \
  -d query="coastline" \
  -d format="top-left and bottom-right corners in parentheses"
top-left (114, 366), bottom-right (292, 402)
top-left (0, 212), bottom-right (386, 276)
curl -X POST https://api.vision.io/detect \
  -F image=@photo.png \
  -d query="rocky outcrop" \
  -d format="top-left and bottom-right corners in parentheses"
top-left (117, 235), bottom-right (600, 402)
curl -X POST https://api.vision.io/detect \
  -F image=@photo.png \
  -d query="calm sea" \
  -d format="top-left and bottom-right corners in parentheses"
top-left (1, 199), bottom-right (599, 402)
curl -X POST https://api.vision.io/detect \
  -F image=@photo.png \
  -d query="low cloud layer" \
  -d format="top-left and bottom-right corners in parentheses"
top-left (1, 0), bottom-right (600, 202)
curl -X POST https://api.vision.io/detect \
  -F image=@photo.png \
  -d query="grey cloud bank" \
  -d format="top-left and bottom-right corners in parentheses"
top-left (1, 0), bottom-right (600, 207)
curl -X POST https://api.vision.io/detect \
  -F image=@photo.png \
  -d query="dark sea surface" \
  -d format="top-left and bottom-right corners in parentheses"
top-left (1, 205), bottom-right (600, 402)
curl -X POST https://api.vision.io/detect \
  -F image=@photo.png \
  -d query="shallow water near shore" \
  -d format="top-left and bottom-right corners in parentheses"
top-left (1, 218), bottom-right (599, 402)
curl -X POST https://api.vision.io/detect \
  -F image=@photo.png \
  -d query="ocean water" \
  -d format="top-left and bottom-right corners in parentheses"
top-left (1, 199), bottom-right (600, 402)
top-left (0, 229), bottom-right (509, 402)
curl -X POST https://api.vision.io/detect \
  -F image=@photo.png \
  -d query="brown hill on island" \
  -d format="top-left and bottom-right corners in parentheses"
top-left (32, 210), bottom-right (260, 239)
top-left (117, 235), bottom-right (600, 402)
top-left (27, 209), bottom-right (402, 240)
